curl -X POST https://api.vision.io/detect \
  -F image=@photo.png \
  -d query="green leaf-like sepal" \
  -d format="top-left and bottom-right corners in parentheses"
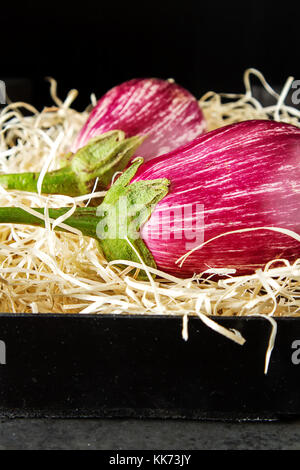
top-left (0, 130), bottom-right (145, 197)
top-left (96, 158), bottom-right (170, 277)
top-left (70, 131), bottom-right (145, 193)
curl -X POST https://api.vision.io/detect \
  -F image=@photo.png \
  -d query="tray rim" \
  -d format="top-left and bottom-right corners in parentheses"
top-left (0, 312), bottom-right (298, 321)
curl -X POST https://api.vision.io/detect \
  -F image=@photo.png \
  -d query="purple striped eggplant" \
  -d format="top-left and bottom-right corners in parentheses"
top-left (71, 78), bottom-right (206, 159)
top-left (0, 78), bottom-right (206, 197)
top-left (129, 119), bottom-right (300, 276)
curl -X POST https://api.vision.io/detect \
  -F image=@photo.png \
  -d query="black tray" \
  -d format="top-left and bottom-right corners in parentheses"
top-left (0, 313), bottom-right (299, 421)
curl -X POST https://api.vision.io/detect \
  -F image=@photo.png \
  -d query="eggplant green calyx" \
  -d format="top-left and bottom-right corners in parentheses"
top-left (95, 157), bottom-right (170, 275)
top-left (0, 130), bottom-right (145, 197)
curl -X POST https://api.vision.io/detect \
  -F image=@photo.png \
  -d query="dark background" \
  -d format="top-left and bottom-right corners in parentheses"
top-left (1, 0), bottom-right (299, 110)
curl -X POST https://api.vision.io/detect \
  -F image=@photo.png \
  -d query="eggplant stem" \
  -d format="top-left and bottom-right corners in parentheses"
top-left (0, 206), bottom-right (99, 239)
top-left (0, 166), bottom-right (80, 196)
